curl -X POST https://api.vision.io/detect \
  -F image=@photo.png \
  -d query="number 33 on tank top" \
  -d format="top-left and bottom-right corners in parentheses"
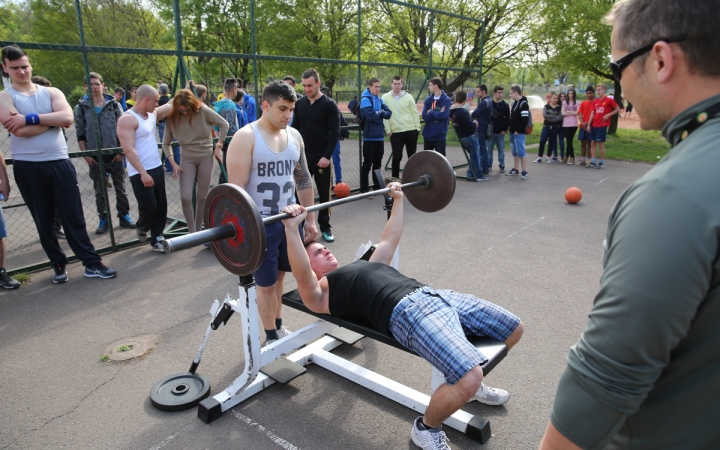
top-left (257, 181), bottom-right (295, 215)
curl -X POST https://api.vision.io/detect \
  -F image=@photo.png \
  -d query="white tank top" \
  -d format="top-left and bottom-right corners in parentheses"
top-left (246, 122), bottom-right (300, 217)
top-left (126, 109), bottom-right (161, 176)
top-left (5, 85), bottom-right (68, 162)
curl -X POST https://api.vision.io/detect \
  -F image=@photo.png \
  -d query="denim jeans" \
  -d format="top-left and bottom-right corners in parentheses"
top-left (487, 134), bottom-right (506, 168)
top-left (332, 141), bottom-right (342, 184)
top-left (538, 126), bottom-right (560, 158)
top-left (476, 132), bottom-right (489, 173)
top-left (509, 133), bottom-right (526, 158)
top-left (460, 134), bottom-right (482, 177)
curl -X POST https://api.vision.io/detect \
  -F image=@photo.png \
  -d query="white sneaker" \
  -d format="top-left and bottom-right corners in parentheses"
top-left (277, 325), bottom-right (292, 339)
top-left (470, 382), bottom-right (510, 405)
top-left (546, 158), bottom-right (552, 163)
top-left (533, 157), bottom-right (542, 163)
top-left (411, 417), bottom-right (451, 450)
top-left (151, 237), bottom-right (166, 253)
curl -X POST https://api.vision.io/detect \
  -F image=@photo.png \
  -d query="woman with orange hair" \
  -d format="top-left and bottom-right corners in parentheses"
top-left (162, 89), bottom-right (229, 233)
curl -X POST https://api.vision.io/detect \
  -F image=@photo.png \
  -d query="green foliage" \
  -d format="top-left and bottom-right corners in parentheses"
top-left (100, 354), bottom-right (109, 362)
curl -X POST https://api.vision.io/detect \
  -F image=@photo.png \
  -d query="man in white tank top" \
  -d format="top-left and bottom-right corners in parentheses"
top-left (226, 80), bottom-right (317, 344)
top-left (0, 45), bottom-right (117, 283)
top-left (116, 85), bottom-right (172, 251)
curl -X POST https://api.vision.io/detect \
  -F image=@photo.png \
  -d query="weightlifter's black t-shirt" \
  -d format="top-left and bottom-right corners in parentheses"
top-left (326, 260), bottom-right (425, 336)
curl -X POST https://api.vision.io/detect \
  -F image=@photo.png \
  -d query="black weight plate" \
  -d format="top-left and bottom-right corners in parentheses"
top-left (150, 372), bottom-right (211, 412)
top-left (205, 184), bottom-right (266, 276)
top-left (402, 151), bottom-right (456, 212)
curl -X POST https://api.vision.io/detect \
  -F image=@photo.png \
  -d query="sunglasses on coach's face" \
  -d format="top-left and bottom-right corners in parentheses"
top-left (609, 37), bottom-right (685, 83)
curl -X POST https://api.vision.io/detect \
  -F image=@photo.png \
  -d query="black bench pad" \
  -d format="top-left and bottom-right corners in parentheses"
top-left (281, 289), bottom-right (507, 376)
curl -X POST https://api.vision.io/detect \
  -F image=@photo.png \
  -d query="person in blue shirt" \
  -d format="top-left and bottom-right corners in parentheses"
top-left (421, 77), bottom-right (452, 156)
top-left (359, 78), bottom-right (392, 194)
top-left (471, 84), bottom-right (492, 174)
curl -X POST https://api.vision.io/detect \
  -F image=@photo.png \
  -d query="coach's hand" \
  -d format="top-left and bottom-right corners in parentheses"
top-left (281, 204), bottom-right (307, 229)
top-left (387, 181), bottom-right (403, 200)
top-left (317, 157), bottom-right (330, 168)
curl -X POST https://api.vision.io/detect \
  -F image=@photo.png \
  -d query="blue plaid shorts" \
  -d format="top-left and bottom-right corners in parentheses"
top-left (389, 287), bottom-right (520, 385)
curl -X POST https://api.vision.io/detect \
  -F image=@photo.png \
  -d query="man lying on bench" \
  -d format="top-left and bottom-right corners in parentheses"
top-left (280, 182), bottom-right (524, 450)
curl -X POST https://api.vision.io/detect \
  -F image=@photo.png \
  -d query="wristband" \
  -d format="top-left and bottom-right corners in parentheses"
top-left (25, 113), bottom-right (41, 125)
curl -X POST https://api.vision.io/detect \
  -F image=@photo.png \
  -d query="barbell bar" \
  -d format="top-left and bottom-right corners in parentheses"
top-left (163, 150), bottom-right (456, 275)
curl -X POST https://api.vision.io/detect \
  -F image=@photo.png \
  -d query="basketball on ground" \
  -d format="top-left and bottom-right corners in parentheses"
top-left (334, 182), bottom-right (350, 199)
top-left (565, 187), bottom-right (582, 204)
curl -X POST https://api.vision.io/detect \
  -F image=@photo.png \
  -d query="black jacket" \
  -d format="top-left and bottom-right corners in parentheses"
top-left (449, 105), bottom-right (476, 139)
top-left (509, 97), bottom-right (530, 134)
top-left (292, 94), bottom-right (340, 163)
top-left (491, 100), bottom-right (510, 133)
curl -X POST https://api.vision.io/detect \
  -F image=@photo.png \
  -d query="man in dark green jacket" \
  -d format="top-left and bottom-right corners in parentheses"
top-left (540, 1), bottom-right (720, 449)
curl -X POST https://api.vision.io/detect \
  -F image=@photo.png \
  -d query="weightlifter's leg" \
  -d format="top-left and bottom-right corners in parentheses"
top-left (254, 222), bottom-right (290, 342)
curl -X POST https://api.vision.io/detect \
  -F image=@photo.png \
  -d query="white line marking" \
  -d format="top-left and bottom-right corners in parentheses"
top-left (481, 216), bottom-right (546, 254)
top-left (148, 423), bottom-right (199, 450)
top-left (231, 410), bottom-right (301, 450)
top-left (596, 177), bottom-right (608, 185)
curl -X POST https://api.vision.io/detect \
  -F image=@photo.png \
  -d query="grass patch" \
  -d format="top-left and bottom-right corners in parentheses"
top-left (12, 272), bottom-right (31, 285)
top-left (117, 344), bottom-right (133, 352)
top-left (349, 127), bottom-right (669, 164)
top-left (100, 354), bottom-right (109, 362)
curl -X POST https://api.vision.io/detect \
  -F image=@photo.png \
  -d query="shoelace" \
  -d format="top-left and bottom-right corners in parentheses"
top-left (432, 431), bottom-right (451, 450)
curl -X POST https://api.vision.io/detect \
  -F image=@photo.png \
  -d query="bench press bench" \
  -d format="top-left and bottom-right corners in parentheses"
top-left (179, 270), bottom-right (507, 445)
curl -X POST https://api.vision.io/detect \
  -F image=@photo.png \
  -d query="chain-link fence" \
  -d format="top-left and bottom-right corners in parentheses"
top-left (1, 0), bottom-right (485, 274)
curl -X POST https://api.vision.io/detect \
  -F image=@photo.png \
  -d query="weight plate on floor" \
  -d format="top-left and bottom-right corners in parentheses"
top-left (402, 151), bottom-right (456, 212)
top-left (150, 372), bottom-right (211, 412)
top-left (205, 184), bottom-right (266, 276)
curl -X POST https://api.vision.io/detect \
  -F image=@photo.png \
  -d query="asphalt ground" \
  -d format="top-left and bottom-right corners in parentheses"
top-left (0, 155), bottom-right (654, 450)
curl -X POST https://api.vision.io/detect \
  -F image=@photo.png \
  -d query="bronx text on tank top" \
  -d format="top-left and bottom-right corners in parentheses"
top-left (126, 109), bottom-right (161, 176)
top-left (5, 84), bottom-right (68, 162)
top-left (326, 260), bottom-right (426, 337)
top-left (246, 122), bottom-right (300, 217)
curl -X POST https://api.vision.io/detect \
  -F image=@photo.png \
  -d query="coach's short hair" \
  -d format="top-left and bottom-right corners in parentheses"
top-left (605, 0), bottom-right (720, 77)
top-left (31, 76), bottom-right (51, 87)
top-left (429, 77), bottom-right (443, 89)
top-left (301, 68), bottom-right (320, 83)
top-left (262, 80), bottom-right (297, 105)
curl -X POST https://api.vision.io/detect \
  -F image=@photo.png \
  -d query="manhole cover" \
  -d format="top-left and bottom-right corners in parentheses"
top-left (105, 334), bottom-right (160, 361)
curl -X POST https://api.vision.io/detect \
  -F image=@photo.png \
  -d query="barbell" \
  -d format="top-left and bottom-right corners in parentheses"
top-left (163, 150), bottom-right (456, 275)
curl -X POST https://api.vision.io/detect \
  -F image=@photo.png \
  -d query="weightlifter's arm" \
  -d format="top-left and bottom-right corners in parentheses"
top-left (281, 205), bottom-right (326, 313)
top-left (226, 125), bottom-right (254, 188)
top-left (369, 182), bottom-right (404, 265)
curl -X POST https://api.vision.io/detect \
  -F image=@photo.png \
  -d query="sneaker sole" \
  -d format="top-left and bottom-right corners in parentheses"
top-left (84, 272), bottom-right (115, 279)
top-left (53, 275), bottom-right (68, 284)
top-left (3, 283), bottom-right (21, 289)
top-left (471, 393), bottom-right (511, 406)
top-left (95, 229), bottom-right (108, 235)
top-left (119, 223), bottom-right (137, 229)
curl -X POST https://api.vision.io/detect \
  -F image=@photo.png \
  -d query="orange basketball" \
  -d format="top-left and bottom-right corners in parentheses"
top-left (334, 182), bottom-right (350, 199)
top-left (565, 187), bottom-right (582, 204)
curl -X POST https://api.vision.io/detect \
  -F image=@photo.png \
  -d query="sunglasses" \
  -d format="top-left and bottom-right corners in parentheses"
top-left (609, 37), bottom-right (685, 83)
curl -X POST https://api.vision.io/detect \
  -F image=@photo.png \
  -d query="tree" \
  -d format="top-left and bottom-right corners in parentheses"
top-left (364, 0), bottom-right (543, 93)
top-left (532, 0), bottom-right (622, 132)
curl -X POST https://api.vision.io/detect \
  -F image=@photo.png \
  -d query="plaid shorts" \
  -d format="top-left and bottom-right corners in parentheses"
top-left (389, 287), bottom-right (520, 385)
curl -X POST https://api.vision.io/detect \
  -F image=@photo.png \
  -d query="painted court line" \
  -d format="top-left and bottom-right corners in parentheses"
top-left (148, 422), bottom-right (199, 450)
top-left (596, 177), bottom-right (609, 185)
top-left (481, 216), bottom-right (546, 254)
top-left (231, 410), bottom-right (301, 450)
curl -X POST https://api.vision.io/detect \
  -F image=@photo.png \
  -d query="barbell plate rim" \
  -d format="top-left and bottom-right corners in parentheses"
top-left (204, 184), bottom-right (267, 276)
top-left (401, 150), bottom-right (456, 213)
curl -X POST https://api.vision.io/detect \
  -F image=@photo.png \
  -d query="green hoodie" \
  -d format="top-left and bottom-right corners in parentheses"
top-left (551, 93), bottom-right (720, 449)
top-left (382, 90), bottom-right (421, 135)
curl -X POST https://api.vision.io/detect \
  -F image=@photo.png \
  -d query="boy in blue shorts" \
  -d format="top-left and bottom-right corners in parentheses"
top-left (281, 183), bottom-right (524, 450)
top-left (587, 84), bottom-right (621, 169)
top-left (577, 86), bottom-right (595, 166)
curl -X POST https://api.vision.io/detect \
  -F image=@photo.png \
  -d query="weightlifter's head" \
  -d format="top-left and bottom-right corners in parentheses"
top-left (303, 241), bottom-right (339, 279)
top-left (261, 80), bottom-right (297, 130)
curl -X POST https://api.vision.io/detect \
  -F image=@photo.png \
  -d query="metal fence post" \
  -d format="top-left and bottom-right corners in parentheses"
top-left (251, 0), bottom-right (259, 117)
top-left (74, 0), bottom-right (116, 249)
top-left (357, 0), bottom-right (363, 174)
